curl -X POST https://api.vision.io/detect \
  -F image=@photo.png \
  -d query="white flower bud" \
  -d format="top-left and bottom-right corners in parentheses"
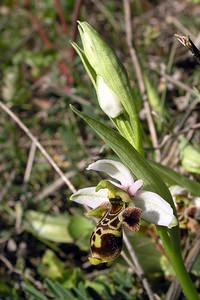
top-left (96, 76), bottom-right (123, 118)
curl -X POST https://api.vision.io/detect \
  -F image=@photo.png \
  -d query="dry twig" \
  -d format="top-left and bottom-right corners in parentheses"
top-left (24, 141), bottom-right (37, 183)
top-left (123, 233), bottom-right (157, 300)
top-left (123, 1), bottom-right (159, 299)
top-left (153, 69), bottom-right (200, 99)
top-left (69, 0), bottom-right (84, 59)
top-left (123, 0), bottom-right (161, 162)
top-left (54, 0), bottom-right (68, 33)
top-left (35, 170), bottom-right (76, 201)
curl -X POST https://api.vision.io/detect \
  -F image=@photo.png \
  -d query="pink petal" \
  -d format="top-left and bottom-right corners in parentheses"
top-left (128, 179), bottom-right (144, 196)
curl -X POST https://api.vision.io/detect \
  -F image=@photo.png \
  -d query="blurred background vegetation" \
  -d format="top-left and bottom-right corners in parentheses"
top-left (0, 0), bottom-right (200, 299)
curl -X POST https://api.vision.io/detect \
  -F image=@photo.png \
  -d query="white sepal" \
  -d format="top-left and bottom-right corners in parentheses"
top-left (70, 187), bottom-right (109, 209)
top-left (87, 159), bottom-right (134, 188)
top-left (134, 191), bottom-right (177, 228)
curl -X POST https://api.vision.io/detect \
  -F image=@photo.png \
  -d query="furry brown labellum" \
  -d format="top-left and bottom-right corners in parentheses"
top-left (89, 198), bottom-right (124, 265)
top-left (89, 196), bottom-right (142, 265)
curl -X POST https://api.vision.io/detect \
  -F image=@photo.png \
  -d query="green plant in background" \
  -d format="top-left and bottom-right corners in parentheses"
top-left (144, 73), bottom-right (169, 131)
top-left (70, 21), bottom-right (200, 300)
top-left (24, 267), bottom-right (139, 300)
top-left (180, 137), bottom-right (200, 174)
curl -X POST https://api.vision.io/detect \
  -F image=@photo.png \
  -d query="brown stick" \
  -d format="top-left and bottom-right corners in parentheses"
top-left (69, 0), bottom-right (84, 59)
top-left (54, 0), bottom-right (68, 33)
top-left (24, 141), bottom-right (37, 183)
top-left (123, 0), bottom-right (161, 162)
top-left (123, 233), bottom-right (157, 300)
top-left (24, 0), bottom-right (53, 48)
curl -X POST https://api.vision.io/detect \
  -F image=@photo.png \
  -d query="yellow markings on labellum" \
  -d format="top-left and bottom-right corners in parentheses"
top-left (89, 197), bottom-right (126, 265)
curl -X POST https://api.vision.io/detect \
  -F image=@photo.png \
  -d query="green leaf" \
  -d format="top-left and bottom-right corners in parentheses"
top-left (144, 74), bottom-right (168, 130)
top-left (62, 268), bottom-right (83, 290)
top-left (84, 280), bottom-right (106, 296)
top-left (68, 215), bottom-right (94, 250)
top-left (45, 279), bottom-right (75, 300)
top-left (160, 255), bottom-right (175, 277)
top-left (149, 161), bottom-right (200, 196)
top-left (128, 233), bottom-right (162, 274)
top-left (112, 112), bottom-right (135, 146)
top-left (192, 254), bottom-right (200, 276)
top-left (24, 210), bottom-right (73, 243)
top-left (23, 283), bottom-right (48, 300)
top-left (39, 250), bottom-right (65, 280)
top-left (73, 282), bottom-right (91, 300)
top-left (180, 138), bottom-right (200, 175)
top-left (45, 279), bottom-right (65, 300)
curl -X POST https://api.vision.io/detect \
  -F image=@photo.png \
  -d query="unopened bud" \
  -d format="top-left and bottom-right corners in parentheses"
top-left (96, 76), bottom-right (123, 118)
top-left (74, 21), bottom-right (136, 117)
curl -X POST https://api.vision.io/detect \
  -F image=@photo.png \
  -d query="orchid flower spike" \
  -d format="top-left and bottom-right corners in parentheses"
top-left (70, 159), bottom-right (177, 265)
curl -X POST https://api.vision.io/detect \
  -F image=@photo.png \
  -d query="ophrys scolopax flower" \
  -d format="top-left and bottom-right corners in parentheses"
top-left (70, 159), bottom-right (177, 265)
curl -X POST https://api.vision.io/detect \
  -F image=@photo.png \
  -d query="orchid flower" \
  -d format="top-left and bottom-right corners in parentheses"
top-left (70, 159), bottom-right (177, 264)
top-left (71, 159), bottom-right (177, 227)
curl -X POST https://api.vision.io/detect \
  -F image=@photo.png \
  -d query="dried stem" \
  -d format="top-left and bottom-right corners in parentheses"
top-left (123, 0), bottom-right (161, 162)
top-left (70, 0), bottom-right (84, 59)
top-left (54, 0), bottom-right (68, 33)
top-left (153, 68), bottom-right (200, 99)
top-left (24, 141), bottom-right (37, 183)
top-left (35, 170), bottom-right (76, 202)
top-left (24, 1), bottom-right (52, 48)
top-left (123, 233), bottom-right (156, 300)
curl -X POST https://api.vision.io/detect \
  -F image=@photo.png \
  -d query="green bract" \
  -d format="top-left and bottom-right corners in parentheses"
top-left (72, 21), bottom-right (142, 152)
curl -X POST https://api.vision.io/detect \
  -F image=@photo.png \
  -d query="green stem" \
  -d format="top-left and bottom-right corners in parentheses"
top-left (130, 116), bottom-right (144, 156)
top-left (160, 229), bottom-right (199, 300)
top-left (114, 111), bottom-right (144, 156)
top-left (170, 252), bottom-right (199, 300)
top-left (113, 113), bottom-right (135, 147)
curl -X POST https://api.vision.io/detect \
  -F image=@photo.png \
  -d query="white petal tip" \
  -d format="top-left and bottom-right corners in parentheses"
top-left (86, 165), bottom-right (92, 171)
top-left (134, 191), bottom-right (178, 228)
top-left (70, 187), bottom-right (109, 209)
top-left (85, 159), bottom-right (134, 187)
